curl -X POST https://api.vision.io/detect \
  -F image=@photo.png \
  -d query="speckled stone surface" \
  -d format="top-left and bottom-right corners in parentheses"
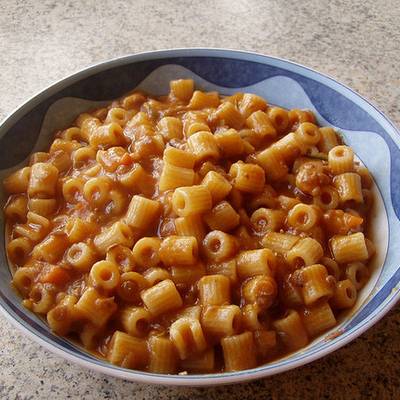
top-left (0, 0), bottom-right (399, 399)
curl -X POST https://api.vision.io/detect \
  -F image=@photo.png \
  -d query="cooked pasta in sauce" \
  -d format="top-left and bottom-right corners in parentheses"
top-left (3, 79), bottom-right (376, 373)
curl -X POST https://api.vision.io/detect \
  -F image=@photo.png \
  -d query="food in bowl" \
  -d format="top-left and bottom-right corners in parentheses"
top-left (3, 79), bottom-right (375, 374)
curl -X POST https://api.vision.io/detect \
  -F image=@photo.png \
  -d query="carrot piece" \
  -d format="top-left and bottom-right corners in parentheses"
top-left (344, 213), bottom-right (364, 229)
top-left (323, 210), bottom-right (363, 235)
top-left (40, 266), bottom-right (70, 286)
top-left (120, 153), bottom-right (133, 165)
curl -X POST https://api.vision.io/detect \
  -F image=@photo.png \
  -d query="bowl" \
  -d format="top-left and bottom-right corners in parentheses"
top-left (0, 48), bottom-right (399, 386)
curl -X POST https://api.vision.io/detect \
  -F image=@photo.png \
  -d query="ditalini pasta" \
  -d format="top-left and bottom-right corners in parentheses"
top-left (3, 79), bottom-right (376, 374)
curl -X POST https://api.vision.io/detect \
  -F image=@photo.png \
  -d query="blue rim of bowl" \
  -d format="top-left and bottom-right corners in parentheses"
top-left (1, 48), bottom-right (399, 386)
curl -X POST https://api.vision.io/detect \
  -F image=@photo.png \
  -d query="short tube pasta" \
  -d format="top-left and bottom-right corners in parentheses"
top-left (29, 283), bottom-right (55, 314)
top-left (330, 279), bottom-right (357, 309)
top-left (66, 242), bottom-right (97, 272)
top-left (63, 177), bottom-right (85, 203)
top-left (214, 129), bottom-right (245, 157)
top-left (157, 116), bottom-right (183, 141)
top-left (76, 113), bottom-right (101, 140)
top-left (120, 306), bottom-right (152, 337)
top-left (262, 232), bottom-right (300, 254)
top-left (236, 249), bottom-right (276, 279)
top-left (106, 245), bottom-right (135, 273)
top-left (163, 146), bottom-right (196, 168)
top-left (89, 123), bottom-right (126, 148)
top-left (201, 171), bottom-right (232, 203)
top-left (242, 275), bottom-right (277, 309)
top-left (250, 208), bottom-right (285, 234)
top-left (174, 214), bottom-right (206, 244)
top-left (170, 317), bottom-right (207, 360)
top-left (159, 163), bottom-right (195, 191)
top-left (47, 295), bottom-right (78, 335)
top-left (143, 267), bottom-right (171, 286)
top-left (65, 218), bottom-right (96, 243)
top-left (107, 331), bottom-right (148, 369)
top-left (274, 132), bottom-right (304, 161)
top-left (7, 237), bottom-right (33, 265)
top-left (229, 161), bottom-right (265, 193)
top-left (148, 336), bottom-right (178, 374)
top-left (201, 305), bottom-right (242, 339)
top-left (203, 201), bottom-right (240, 232)
top-left (12, 266), bottom-right (38, 296)
top-left (132, 237), bottom-right (161, 269)
top-left (289, 109), bottom-right (316, 127)
top-left (175, 305), bottom-right (202, 321)
top-left (328, 145), bottom-right (354, 174)
top-left (330, 232), bottom-right (368, 263)
top-left (272, 310), bottom-right (308, 351)
top-left (198, 274), bottom-right (231, 306)
top-left (256, 146), bottom-right (289, 181)
top-left (300, 264), bottom-right (334, 305)
top-left (3, 167), bottom-right (31, 194)
top-left (28, 163), bottom-right (59, 198)
top-left (286, 237), bottom-right (324, 268)
top-left (221, 331), bottom-right (257, 372)
top-left (64, 127), bottom-right (86, 143)
top-left (333, 173), bottom-right (363, 203)
top-left (140, 279), bottom-right (183, 316)
top-left (27, 198), bottom-right (57, 217)
top-left (117, 272), bottom-right (149, 303)
top-left (180, 348), bottom-right (215, 373)
top-left (246, 110), bottom-right (276, 139)
top-left (159, 236), bottom-right (198, 266)
top-left (267, 106), bottom-right (289, 134)
top-left (170, 79), bottom-right (194, 101)
top-left (170, 262), bottom-right (205, 288)
top-left (185, 121), bottom-right (211, 137)
top-left (239, 93), bottom-right (267, 119)
top-left (125, 195), bottom-right (161, 230)
top-left (280, 279), bottom-right (303, 308)
top-left (75, 287), bottom-right (117, 327)
top-left (241, 303), bottom-right (265, 331)
top-left (287, 204), bottom-right (319, 231)
top-left (254, 329), bottom-right (277, 359)
top-left (301, 302), bottom-right (336, 337)
top-left (14, 211), bottom-right (50, 242)
top-left (206, 259), bottom-right (238, 285)
top-left (345, 262), bottom-right (370, 289)
top-left (318, 127), bottom-right (339, 153)
top-left (294, 122), bottom-right (321, 146)
top-left (187, 131), bottom-right (220, 162)
top-left (321, 257), bottom-right (341, 281)
top-left (89, 260), bottom-right (120, 291)
top-left (202, 230), bottom-right (238, 262)
top-left (117, 163), bottom-right (147, 189)
top-left (30, 152), bottom-right (49, 164)
top-left (32, 234), bottom-right (68, 263)
top-left (50, 138), bottom-right (81, 154)
top-left (313, 186), bottom-right (339, 210)
top-left (172, 185), bottom-right (212, 216)
top-left (79, 323), bottom-right (103, 350)
top-left (83, 176), bottom-right (111, 207)
top-left (94, 221), bottom-right (135, 255)
top-left (211, 102), bottom-right (244, 129)
top-left (188, 90), bottom-right (219, 109)
top-left (4, 195), bottom-right (28, 222)
top-left (105, 107), bottom-right (129, 127)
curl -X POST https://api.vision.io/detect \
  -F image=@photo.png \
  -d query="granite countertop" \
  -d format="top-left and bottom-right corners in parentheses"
top-left (1, 0), bottom-right (399, 399)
